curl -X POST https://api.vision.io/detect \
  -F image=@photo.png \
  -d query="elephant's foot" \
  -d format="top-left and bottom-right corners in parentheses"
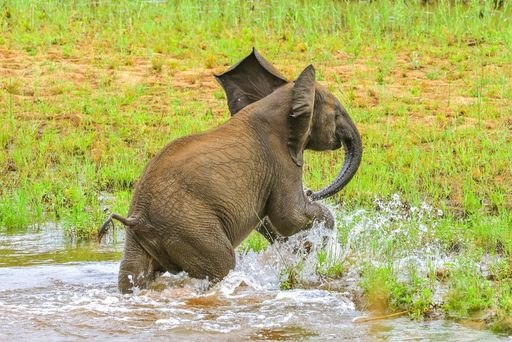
top-left (118, 235), bottom-right (165, 293)
top-left (118, 268), bottom-right (155, 294)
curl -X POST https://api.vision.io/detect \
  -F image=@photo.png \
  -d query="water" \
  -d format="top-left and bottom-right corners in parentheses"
top-left (0, 221), bottom-right (506, 341)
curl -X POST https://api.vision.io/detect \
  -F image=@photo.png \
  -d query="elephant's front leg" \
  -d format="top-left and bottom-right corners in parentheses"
top-left (309, 202), bottom-right (335, 230)
top-left (268, 199), bottom-right (335, 238)
top-left (255, 217), bottom-right (286, 244)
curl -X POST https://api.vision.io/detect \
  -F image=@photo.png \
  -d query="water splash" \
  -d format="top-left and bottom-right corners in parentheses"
top-left (338, 194), bottom-right (447, 277)
top-left (234, 223), bottom-right (344, 289)
top-left (144, 221), bottom-right (346, 298)
top-left (124, 194), bottom-right (499, 311)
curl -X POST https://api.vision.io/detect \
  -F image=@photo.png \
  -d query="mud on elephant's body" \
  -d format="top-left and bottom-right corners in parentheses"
top-left (99, 50), bottom-right (362, 293)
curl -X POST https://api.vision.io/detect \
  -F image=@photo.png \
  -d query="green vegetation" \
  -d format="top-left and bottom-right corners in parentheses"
top-left (1, 0), bottom-right (511, 333)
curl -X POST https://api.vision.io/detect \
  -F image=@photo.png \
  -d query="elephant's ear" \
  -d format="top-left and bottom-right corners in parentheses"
top-left (288, 65), bottom-right (316, 167)
top-left (215, 48), bottom-right (288, 115)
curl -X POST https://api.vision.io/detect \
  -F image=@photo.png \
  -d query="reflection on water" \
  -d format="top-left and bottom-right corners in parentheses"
top-left (0, 223), bottom-right (507, 341)
top-left (0, 223), bottom-right (122, 267)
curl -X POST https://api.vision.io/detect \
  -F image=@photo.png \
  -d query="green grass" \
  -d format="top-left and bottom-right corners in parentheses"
top-left (1, 0), bottom-right (511, 333)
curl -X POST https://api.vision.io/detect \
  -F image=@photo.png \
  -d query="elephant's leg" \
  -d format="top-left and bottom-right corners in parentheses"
top-left (170, 222), bottom-right (236, 283)
top-left (118, 230), bottom-right (165, 293)
top-left (268, 200), bottom-right (335, 238)
top-left (256, 217), bottom-right (286, 244)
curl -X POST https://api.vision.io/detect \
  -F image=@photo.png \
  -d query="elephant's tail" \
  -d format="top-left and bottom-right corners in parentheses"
top-left (97, 213), bottom-right (141, 243)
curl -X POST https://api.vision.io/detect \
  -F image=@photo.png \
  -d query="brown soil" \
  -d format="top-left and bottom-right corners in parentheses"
top-left (2, 47), bottom-right (511, 129)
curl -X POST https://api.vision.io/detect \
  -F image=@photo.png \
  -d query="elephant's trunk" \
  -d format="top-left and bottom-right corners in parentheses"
top-left (309, 121), bottom-right (362, 201)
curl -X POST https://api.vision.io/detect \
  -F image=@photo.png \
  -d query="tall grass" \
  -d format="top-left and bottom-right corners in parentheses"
top-left (1, 0), bottom-right (510, 232)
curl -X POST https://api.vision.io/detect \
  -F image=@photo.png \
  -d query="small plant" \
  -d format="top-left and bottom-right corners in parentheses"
top-left (213, 89), bottom-right (225, 100)
top-left (239, 231), bottom-right (268, 253)
top-left (316, 250), bottom-right (344, 278)
top-left (280, 263), bottom-right (303, 290)
top-left (360, 265), bottom-right (394, 313)
top-left (204, 54), bottom-right (217, 69)
top-left (151, 56), bottom-right (164, 73)
top-left (360, 264), bottom-right (434, 319)
top-left (390, 271), bottom-right (433, 320)
top-left (443, 266), bottom-right (494, 320)
top-left (410, 51), bottom-right (421, 70)
top-left (4, 79), bottom-right (22, 95)
top-left (376, 67), bottom-right (386, 85)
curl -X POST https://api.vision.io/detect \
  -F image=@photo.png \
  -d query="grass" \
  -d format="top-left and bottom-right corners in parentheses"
top-left (0, 0), bottom-right (511, 333)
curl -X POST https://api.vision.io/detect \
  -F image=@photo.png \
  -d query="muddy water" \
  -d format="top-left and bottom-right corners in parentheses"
top-left (0, 224), bottom-right (505, 341)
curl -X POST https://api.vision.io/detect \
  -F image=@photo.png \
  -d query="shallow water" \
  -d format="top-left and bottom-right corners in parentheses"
top-left (0, 223), bottom-right (506, 341)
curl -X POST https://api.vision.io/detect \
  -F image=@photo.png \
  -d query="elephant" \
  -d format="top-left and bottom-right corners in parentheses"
top-left (99, 49), bottom-right (363, 293)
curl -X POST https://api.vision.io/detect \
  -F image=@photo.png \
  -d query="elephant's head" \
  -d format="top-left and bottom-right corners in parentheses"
top-left (215, 49), bottom-right (362, 201)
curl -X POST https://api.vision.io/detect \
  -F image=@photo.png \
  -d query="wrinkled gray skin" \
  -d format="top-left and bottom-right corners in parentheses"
top-left (99, 50), bottom-right (362, 293)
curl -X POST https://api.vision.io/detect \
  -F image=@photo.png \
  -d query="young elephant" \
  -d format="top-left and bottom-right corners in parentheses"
top-left (99, 49), bottom-right (362, 293)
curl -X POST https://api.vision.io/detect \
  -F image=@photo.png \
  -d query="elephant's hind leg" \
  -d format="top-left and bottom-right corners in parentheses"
top-left (118, 230), bottom-right (166, 293)
top-left (170, 222), bottom-right (236, 284)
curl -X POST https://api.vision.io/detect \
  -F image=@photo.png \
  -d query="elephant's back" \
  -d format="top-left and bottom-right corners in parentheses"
top-left (144, 120), bottom-right (260, 186)
top-left (131, 118), bottom-right (269, 224)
